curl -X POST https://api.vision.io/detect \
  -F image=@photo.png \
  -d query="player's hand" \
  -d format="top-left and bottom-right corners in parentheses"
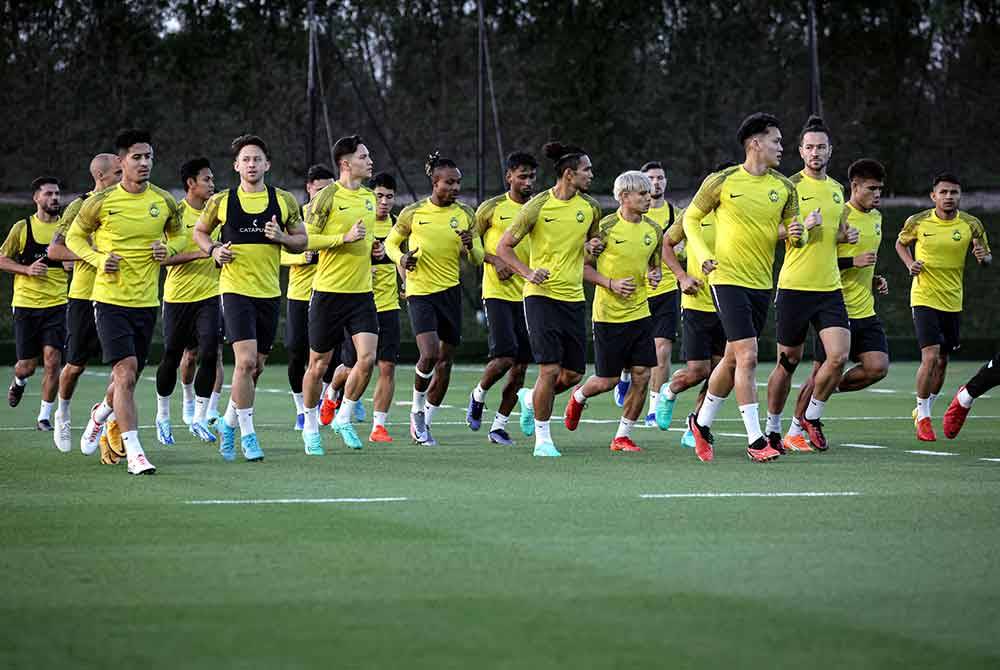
top-left (678, 274), bottom-right (703, 295)
top-left (62, 261), bottom-right (74, 273)
top-left (492, 257), bottom-right (513, 280)
top-left (151, 240), bottom-right (168, 262)
top-left (212, 242), bottom-right (234, 265)
top-left (586, 237), bottom-right (605, 256)
top-left (25, 258), bottom-right (48, 276)
top-left (525, 267), bottom-right (549, 285)
top-left (845, 226), bottom-right (860, 244)
top-left (701, 259), bottom-right (718, 275)
top-left (263, 216), bottom-right (286, 244)
top-left (787, 221), bottom-right (805, 240)
top-left (344, 219), bottom-right (366, 243)
top-left (400, 248), bottom-right (418, 272)
top-left (973, 239), bottom-right (989, 262)
top-left (804, 208), bottom-right (822, 230)
top-left (103, 253), bottom-right (122, 273)
top-left (853, 252), bottom-right (877, 268)
top-left (455, 228), bottom-right (473, 250)
top-left (873, 274), bottom-right (889, 295)
top-left (371, 240), bottom-right (386, 260)
top-left (908, 259), bottom-right (925, 276)
top-left (646, 266), bottom-right (661, 289)
top-left (609, 277), bottom-right (635, 297)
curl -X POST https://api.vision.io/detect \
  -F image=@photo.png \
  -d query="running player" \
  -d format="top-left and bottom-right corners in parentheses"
top-left (386, 153), bottom-right (484, 446)
top-left (684, 113), bottom-right (812, 463)
top-left (786, 159), bottom-right (890, 451)
top-left (194, 134), bottom-right (307, 461)
top-left (895, 173), bottom-right (991, 441)
top-left (943, 353), bottom-right (1000, 438)
top-left (1, 177), bottom-right (68, 434)
top-left (495, 141), bottom-right (603, 457)
top-left (563, 170), bottom-right (663, 452)
top-left (154, 157), bottom-right (222, 445)
top-left (764, 116), bottom-right (857, 453)
top-left (299, 135), bottom-right (380, 454)
top-left (66, 129), bottom-right (182, 475)
top-left (465, 152), bottom-right (538, 445)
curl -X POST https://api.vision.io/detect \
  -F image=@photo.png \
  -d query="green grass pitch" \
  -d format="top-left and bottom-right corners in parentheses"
top-left (1, 360), bottom-right (999, 669)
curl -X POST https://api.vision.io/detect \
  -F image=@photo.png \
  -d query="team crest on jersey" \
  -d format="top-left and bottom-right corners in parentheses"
top-left (366, 199), bottom-right (374, 211)
top-left (449, 217), bottom-right (459, 229)
top-left (833, 192), bottom-right (842, 204)
top-left (768, 189), bottom-right (779, 202)
top-left (874, 222), bottom-right (882, 236)
top-left (643, 233), bottom-right (653, 246)
top-left (149, 203), bottom-right (160, 217)
top-left (576, 210), bottom-right (585, 222)
top-left (952, 230), bottom-right (962, 241)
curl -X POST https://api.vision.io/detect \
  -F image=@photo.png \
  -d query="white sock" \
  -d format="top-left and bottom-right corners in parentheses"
top-left (615, 416), bottom-right (635, 439)
top-left (321, 382), bottom-right (329, 400)
top-left (788, 416), bottom-right (804, 437)
top-left (805, 397), bottom-right (826, 421)
top-left (412, 388), bottom-right (427, 414)
top-left (739, 403), bottom-right (764, 444)
top-left (957, 387), bottom-right (975, 409)
top-left (194, 396), bottom-right (208, 423)
top-left (156, 394), bottom-right (171, 421)
top-left (663, 382), bottom-right (678, 401)
top-left (491, 412), bottom-right (509, 432)
top-left (13, 376), bottom-right (26, 387)
top-left (292, 392), bottom-right (305, 414)
top-left (224, 399), bottom-right (238, 428)
top-left (928, 392), bottom-right (939, 415)
top-left (236, 407), bottom-right (255, 436)
top-left (38, 400), bottom-right (54, 422)
top-left (336, 397), bottom-right (355, 425)
top-left (425, 403), bottom-right (439, 426)
top-left (766, 412), bottom-right (781, 435)
top-left (324, 383), bottom-right (338, 401)
top-left (648, 390), bottom-right (659, 414)
top-left (573, 387), bottom-right (587, 404)
top-left (472, 384), bottom-right (487, 403)
top-left (696, 392), bottom-right (725, 428)
top-left (917, 396), bottom-right (931, 420)
top-left (94, 399), bottom-right (114, 422)
top-left (208, 391), bottom-right (220, 414)
top-left (522, 388), bottom-right (534, 410)
top-left (619, 371), bottom-right (631, 383)
top-left (373, 411), bottom-right (388, 429)
top-left (182, 382), bottom-right (195, 405)
top-left (304, 406), bottom-right (319, 432)
top-left (121, 430), bottom-right (142, 459)
top-left (57, 396), bottom-right (71, 417)
top-left (534, 419), bottom-right (551, 445)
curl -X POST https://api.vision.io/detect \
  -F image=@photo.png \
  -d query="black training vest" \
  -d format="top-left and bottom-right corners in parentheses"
top-left (18, 218), bottom-right (62, 267)
top-left (220, 186), bottom-right (285, 245)
top-left (372, 214), bottom-right (396, 266)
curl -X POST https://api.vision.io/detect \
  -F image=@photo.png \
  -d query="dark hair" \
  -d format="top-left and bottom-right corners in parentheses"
top-left (231, 134), bottom-right (269, 160)
top-left (799, 114), bottom-right (832, 145)
top-left (848, 158), bottom-right (886, 183)
top-left (115, 128), bottom-right (151, 153)
top-left (640, 161), bottom-right (664, 172)
top-left (736, 113), bottom-right (781, 146)
top-left (306, 163), bottom-right (335, 183)
top-left (369, 172), bottom-right (397, 191)
top-left (31, 176), bottom-right (60, 192)
top-left (332, 135), bottom-right (364, 167)
top-left (932, 172), bottom-right (961, 189)
top-left (424, 152), bottom-right (458, 179)
top-left (506, 152), bottom-right (538, 172)
top-left (543, 141), bottom-right (587, 177)
top-left (180, 157), bottom-right (211, 192)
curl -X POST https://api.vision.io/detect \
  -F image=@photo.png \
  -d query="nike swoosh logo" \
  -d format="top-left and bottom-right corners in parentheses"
top-left (614, 239), bottom-right (626, 244)
top-left (186, 223), bottom-right (195, 229)
top-left (499, 216), bottom-right (512, 220)
top-left (729, 194), bottom-right (742, 199)
top-left (544, 217), bottom-right (556, 222)
top-left (922, 233), bottom-right (936, 237)
top-left (109, 210), bottom-right (120, 216)
top-left (338, 206), bottom-right (349, 211)
top-left (701, 223), bottom-right (713, 227)
top-left (418, 221), bottom-right (431, 225)
top-left (801, 196), bottom-right (814, 201)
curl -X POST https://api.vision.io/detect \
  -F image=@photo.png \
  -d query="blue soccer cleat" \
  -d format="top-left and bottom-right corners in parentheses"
top-left (681, 429), bottom-right (696, 449)
top-left (466, 393), bottom-right (485, 431)
top-left (645, 412), bottom-right (657, 427)
top-left (303, 431), bottom-right (324, 456)
top-left (488, 428), bottom-right (514, 446)
top-left (295, 412), bottom-right (305, 431)
top-left (333, 420), bottom-right (363, 450)
top-left (189, 420), bottom-right (217, 443)
top-left (156, 418), bottom-right (175, 446)
top-left (533, 440), bottom-right (561, 458)
top-left (241, 433), bottom-right (264, 462)
top-left (352, 401), bottom-right (366, 423)
top-left (517, 388), bottom-right (535, 436)
top-left (218, 421), bottom-right (237, 461)
top-left (613, 378), bottom-right (630, 407)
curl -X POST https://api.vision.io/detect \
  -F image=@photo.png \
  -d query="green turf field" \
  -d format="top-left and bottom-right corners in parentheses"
top-left (1, 360), bottom-right (998, 669)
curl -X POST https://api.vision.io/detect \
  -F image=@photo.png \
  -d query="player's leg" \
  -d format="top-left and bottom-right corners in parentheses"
top-left (765, 342), bottom-right (804, 445)
top-left (178, 347), bottom-right (197, 424)
top-left (154, 302), bottom-right (187, 445)
top-left (410, 329), bottom-right (439, 444)
top-left (423, 339), bottom-right (456, 445)
top-left (369, 309), bottom-right (400, 442)
top-left (285, 298), bottom-right (309, 428)
top-left (838, 351), bottom-right (889, 392)
top-left (332, 329), bottom-right (377, 449)
top-left (37, 344), bottom-right (61, 431)
top-left (944, 353), bottom-right (1000, 438)
top-left (645, 337), bottom-right (671, 424)
top-left (188, 300), bottom-right (221, 442)
top-left (8, 306), bottom-right (40, 409)
top-left (301, 345), bottom-right (337, 455)
top-left (470, 299), bottom-right (517, 431)
top-left (487, 361), bottom-right (526, 445)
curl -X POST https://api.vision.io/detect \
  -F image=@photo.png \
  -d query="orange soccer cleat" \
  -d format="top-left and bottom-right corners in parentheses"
top-left (369, 425), bottom-right (393, 443)
top-left (563, 389), bottom-right (586, 431)
top-left (942, 388), bottom-right (970, 439)
top-left (319, 397), bottom-right (340, 426)
top-left (916, 417), bottom-right (937, 442)
top-left (610, 436), bottom-right (642, 452)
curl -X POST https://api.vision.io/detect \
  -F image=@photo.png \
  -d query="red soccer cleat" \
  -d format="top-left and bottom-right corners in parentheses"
top-left (610, 436), bottom-right (642, 452)
top-left (564, 389), bottom-right (586, 431)
top-left (687, 413), bottom-right (714, 462)
top-left (943, 387), bottom-right (970, 439)
top-left (916, 417), bottom-right (937, 442)
top-left (800, 416), bottom-right (828, 451)
top-left (747, 437), bottom-right (781, 463)
top-left (369, 425), bottom-right (393, 443)
top-left (319, 397), bottom-right (339, 426)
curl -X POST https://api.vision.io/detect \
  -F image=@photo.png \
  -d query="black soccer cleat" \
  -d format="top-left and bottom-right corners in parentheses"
top-left (8, 378), bottom-right (25, 407)
top-left (767, 431), bottom-right (786, 455)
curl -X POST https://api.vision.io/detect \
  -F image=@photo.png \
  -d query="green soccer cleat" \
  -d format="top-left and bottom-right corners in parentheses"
top-left (302, 431), bottom-right (325, 456)
top-left (333, 420), bottom-right (363, 449)
top-left (533, 440), bottom-right (561, 458)
top-left (680, 429), bottom-right (696, 449)
top-left (517, 388), bottom-right (535, 436)
top-left (655, 383), bottom-right (676, 430)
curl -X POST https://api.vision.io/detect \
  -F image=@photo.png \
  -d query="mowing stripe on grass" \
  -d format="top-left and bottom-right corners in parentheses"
top-left (185, 497), bottom-right (410, 505)
top-left (905, 450), bottom-right (958, 456)
top-left (639, 492), bottom-right (860, 499)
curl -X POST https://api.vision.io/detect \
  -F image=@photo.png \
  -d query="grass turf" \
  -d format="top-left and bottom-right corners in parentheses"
top-left (1, 360), bottom-right (999, 669)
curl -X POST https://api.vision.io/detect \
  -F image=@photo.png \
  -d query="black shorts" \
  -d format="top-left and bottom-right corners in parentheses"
top-left (285, 298), bottom-right (310, 357)
top-left (682, 308), bottom-right (727, 362)
top-left (94, 302), bottom-right (157, 370)
top-left (309, 290), bottom-right (378, 354)
top-left (774, 288), bottom-right (850, 348)
top-left (711, 285), bottom-right (771, 342)
top-left (13, 304), bottom-right (66, 361)
top-left (593, 317), bottom-right (657, 378)
top-left (65, 298), bottom-right (101, 366)
top-left (524, 295), bottom-right (587, 374)
top-left (163, 297), bottom-right (221, 354)
top-left (484, 298), bottom-right (532, 363)
top-left (221, 293), bottom-right (280, 354)
top-left (341, 309), bottom-right (402, 367)
top-left (407, 284), bottom-right (462, 346)
top-left (815, 314), bottom-right (889, 363)
top-left (912, 306), bottom-right (961, 354)
top-left (648, 291), bottom-right (679, 341)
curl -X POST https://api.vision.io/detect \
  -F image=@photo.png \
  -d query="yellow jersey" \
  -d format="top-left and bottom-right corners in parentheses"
top-left (163, 200), bottom-right (220, 304)
top-left (477, 193), bottom-right (530, 302)
top-left (777, 171), bottom-right (845, 291)
top-left (665, 212), bottom-right (718, 313)
top-left (838, 204), bottom-right (882, 319)
top-left (372, 215), bottom-right (400, 312)
top-left (306, 181), bottom-right (377, 294)
top-left (57, 193), bottom-right (99, 300)
top-left (592, 212), bottom-right (662, 323)
top-left (1, 215), bottom-right (68, 308)
top-left (645, 201), bottom-right (682, 297)
top-left (282, 250), bottom-right (317, 302)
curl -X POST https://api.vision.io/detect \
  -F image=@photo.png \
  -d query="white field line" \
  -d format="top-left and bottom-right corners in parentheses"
top-left (640, 491), bottom-right (861, 499)
top-left (841, 443), bottom-right (888, 449)
top-left (979, 458), bottom-right (1000, 462)
top-left (905, 450), bottom-right (958, 456)
top-left (185, 497), bottom-right (409, 505)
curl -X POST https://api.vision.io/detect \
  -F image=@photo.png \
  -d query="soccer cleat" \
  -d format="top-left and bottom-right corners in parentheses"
top-left (912, 407), bottom-right (919, 428)
top-left (81, 404), bottom-right (105, 455)
top-left (613, 378), bottom-right (630, 407)
top-left (127, 450), bottom-right (156, 475)
top-left (156, 418), bottom-right (175, 446)
top-left (369, 425), bottom-right (393, 443)
top-left (333, 420), bottom-right (363, 449)
top-left (916, 417), bottom-right (937, 442)
top-left (53, 411), bottom-right (72, 453)
top-left (98, 432), bottom-right (119, 465)
top-left (610, 436), bottom-right (642, 452)
top-left (747, 437), bottom-right (781, 463)
top-left (767, 431), bottom-right (786, 455)
top-left (680, 429), bottom-right (696, 449)
top-left (644, 412), bottom-right (657, 428)
top-left (206, 409), bottom-right (221, 429)
top-left (302, 431), bottom-right (325, 456)
top-left (36, 419), bottom-right (53, 432)
top-left (319, 396), bottom-right (339, 426)
top-left (104, 419), bottom-right (125, 459)
top-left (943, 388), bottom-right (970, 439)
top-left (800, 417), bottom-right (828, 451)
top-left (466, 393), bottom-right (485, 431)
top-left (352, 400), bottom-right (366, 423)
top-left (410, 411), bottom-right (429, 444)
top-left (564, 388), bottom-right (586, 431)
top-left (655, 385), bottom-right (676, 430)
top-left (421, 426), bottom-right (438, 447)
top-left (182, 399), bottom-right (195, 426)
top-left (218, 421), bottom-right (237, 461)
top-left (488, 428), bottom-right (514, 446)
top-left (8, 378), bottom-right (24, 407)
top-left (241, 433), bottom-right (264, 462)
top-left (687, 413), bottom-right (714, 463)
top-left (189, 420), bottom-right (217, 443)
top-left (295, 413), bottom-right (305, 431)
top-left (516, 388), bottom-right (534, 436)
top-left (533, 440), bottom-right (561, 457)
top-left (783, 433), bottom-right (813, 453)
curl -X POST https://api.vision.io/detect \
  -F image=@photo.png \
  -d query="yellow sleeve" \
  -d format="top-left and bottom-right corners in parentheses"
top-left (475, 198), bottom-right (499, 238)
top-left (508, 194), bottom-right (544, 245)
top-left (66, 194), bottom-right (108, 269)
top-left (665, 217), bottom-right (685, 244)
top-left (0, 220), bottom-right (26, 259)
top-left (281, 250), bottom-right (307, 266)
top-left (683, 173), bottom-right (723, 261)
top-left (158, 189), bottom-right (184, 255)
top-left (463, 205), bottom-right (484, 265)
top-left (199, 192), bottom-right (224, 232)
top-left (897, 214), bottom-right (921, 245)
top-left (779, 177), bottom-right (799, 228)
top-left (969, 216), bottom-right (991, 254)
top-left (585, 195), bottom-right (603, 238)
top-left (279, 190), bottom-right (304, 232)
top-left (385, 203), bottom-right (415, 264)
top-left (304, 185), bottom-right (345, 250)
top-left (55, 198), bottom-right (84, 240)
top-left (648, 221), bottom-right (664, 269)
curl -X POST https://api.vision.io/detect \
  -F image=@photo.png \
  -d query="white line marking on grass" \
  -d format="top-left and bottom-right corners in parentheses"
top-left (979, 458), bottom-right (1000, 462)
top-left (640, 492), bottom-right (861, 499)
top-left (905, 450), bottom-right (957, 456)
top-left (841, 443), bottom-right (887, 449)
top-left (185, 497), bottom-right (410, 505)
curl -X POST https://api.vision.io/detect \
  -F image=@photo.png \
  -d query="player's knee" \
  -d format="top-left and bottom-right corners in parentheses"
top-left (378, 361), bottom-right (395, 377)
top-left (509, 363), bottom-right (527, 384)
top-left (868, 363), bottom-right (889, 382)
top-left (417, 352), bottom-right (438, 371)
top-left (777, 351), bottom-right (800, 374)
top-left (357, 349), bottom-right (376, 371)
top-left (113, 365), bottom-right (137, 390)
top-left (826, 350), bottom-right (848, 370)
top-left (561, 370), bottom-right (583, 387)
top-left (199, 347), bottom-right (218, 370)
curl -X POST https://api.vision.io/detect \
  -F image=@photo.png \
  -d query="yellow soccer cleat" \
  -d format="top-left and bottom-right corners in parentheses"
top-left (103, 419), bottom-right (125, 460)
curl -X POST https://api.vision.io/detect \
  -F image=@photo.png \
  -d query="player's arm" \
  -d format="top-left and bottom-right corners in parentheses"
top-left (304, 188), bottom-right (349, 250)
top-left (476, 199), bottom-right (505, 270)
top-left (779, 182), bottom-right (808, 246)
top-left (583, 262), bottom-right (633, 297)
top-left (971, 219), bottom-right (992, 265)
top-left (47, 199), bottom-right (84, 261)
top-left (268, 193), bottom-right (307, 252)
top-left (66, 196), bottom-right (117, 273)
top-left (894, 215), bottom-right (923, 275)
top-left (194, 194), bottom-right (223, 256)
top-left (458, 208), bottom-right (484, 265)
top-left (498, 197), bottom-right (544, 282)
top-left (661, 219), bottom-right (699, 294)
top-left (682, 174), bottom-right (721, 264)
top-left (385, 206), bottom-right (417, 272)
top-left (160, 193), bottom-right (184, 257)
top-left (0, 222), bottom-right (43, 276)
top-left (584, 198), bottom-right (605, 256)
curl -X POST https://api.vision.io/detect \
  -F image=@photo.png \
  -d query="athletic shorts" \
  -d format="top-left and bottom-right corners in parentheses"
top-left (285, 297), bottom-right (310, 357)
top-left (484, 298), bottom-right (532, 363)
top-left (163, 297), bottom-right (221, 354)
top-left (65, 298), bottom-right (100, 366)
top-left (774, 288), bottom-right (850, 348)
top-left (221, 293), bottom-right (280, 353)
top-left (711, 285), bottom-right (771, 342)
top-left (407, 284), bottom-right (462, 346)
top-left (648, 291), bottom-right (679, 341)
top-left (341, 309), bottom-right (401, 366)
top-left (308, 290), bottom-right (378, 355)
top-left (815, 314), bottom-right (888, 364)
top-left (523, 295), bottom-right (587, 374)
top-left (94, 302), bottom-right (157, 370)
top-left (682, 308), bottom-right (727, 362)
top-left (912, 306), bottom-right (961, 354)
top-left (13, 304), bottom-right (66, 361)
top-left (593, 317), bottom-right (657, 378)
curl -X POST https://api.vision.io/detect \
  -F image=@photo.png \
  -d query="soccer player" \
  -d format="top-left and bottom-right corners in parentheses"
top-left (282, 163), bottom-right (335, 429)
top-left (176, 344), bottom-right (224, 427)
top-left (683, 113), bottom-right (813, 463)
top-left (194, 134), bottom-right (307, 461)
top-left (496, 141), bottom-right (603, 458)
top-left (895, 173), bottom-right (991, 441)
top-left (943, 353), bottom-right (1000, 438)
top-left (1, 177), bottom-right (68, 434)
top-left (786, 159), bottom-right (891, 451)
top-left (466, 152), bottom-right (538, 445)
top-left (563, 171), bottom-right (663, 452)
top-left (154, 157), bottom-right (222, 445)
top-left (386, 153), bottom-right (484, 446)
top-left (764, 116), bottom-right (857, 453)
top-left (298, 135), bottom-right (380, 454)
top-left (67, 129), bottom-right (182, 475)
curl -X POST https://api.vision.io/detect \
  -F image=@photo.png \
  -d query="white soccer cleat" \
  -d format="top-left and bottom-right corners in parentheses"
top-left (127, 450), bottom-right (156, 475)
top-left (80, 404), bottom-right (104, 455)
top-left (53, 410), bottom-right (72, 453)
